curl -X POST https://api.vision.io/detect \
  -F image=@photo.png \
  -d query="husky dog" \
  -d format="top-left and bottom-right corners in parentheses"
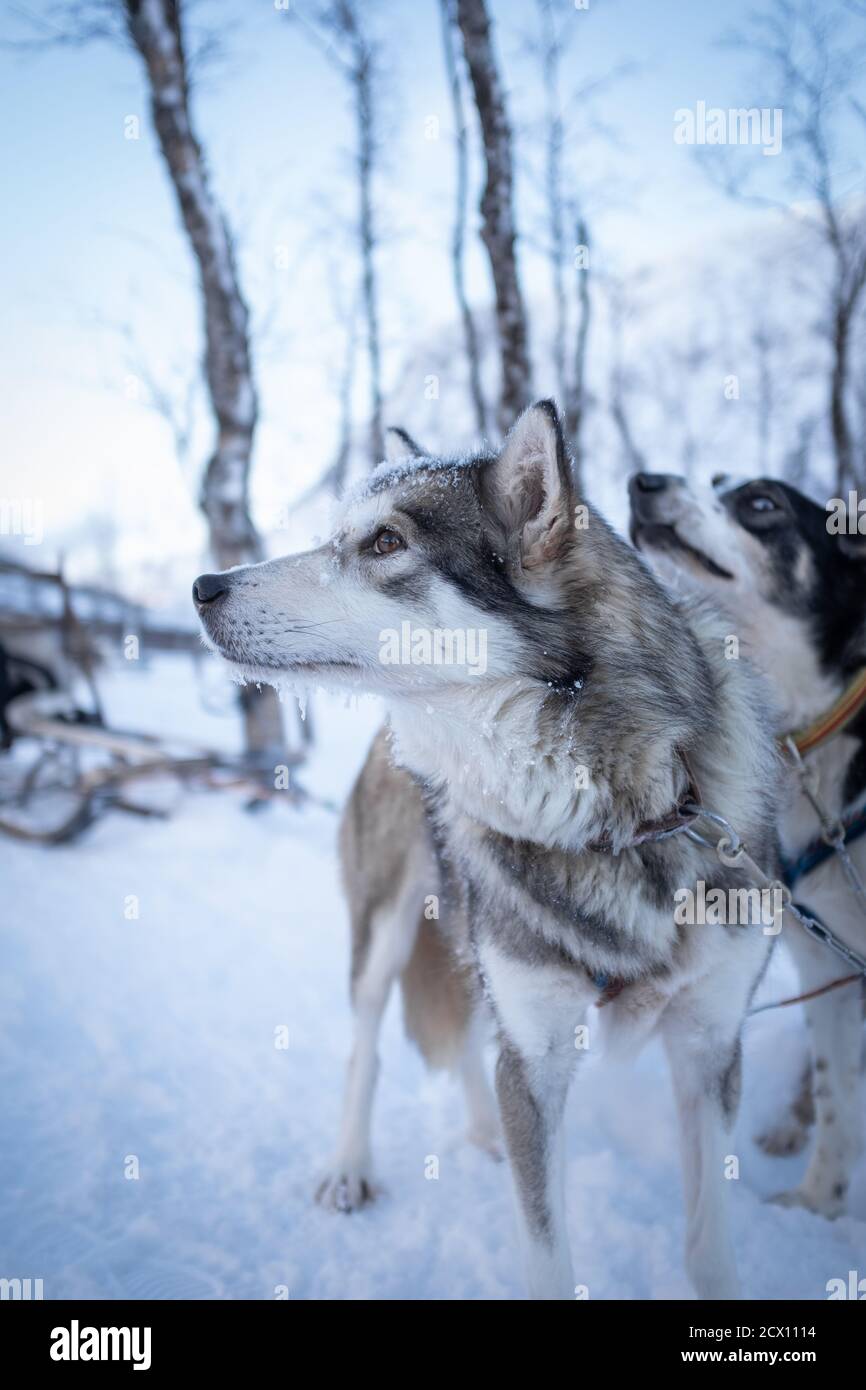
top-left (194, 402), bottom-right (781, 1299)
top-left (630, 470), bottom-right (866, 1217)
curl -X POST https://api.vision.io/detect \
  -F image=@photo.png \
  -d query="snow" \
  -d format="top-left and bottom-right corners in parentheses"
top-left (1, 656), bottom-right (865, 1300)
top-left (353, 448), bottom-right (489, 501)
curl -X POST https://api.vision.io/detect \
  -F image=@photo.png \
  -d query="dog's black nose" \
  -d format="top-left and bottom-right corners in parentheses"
top-left (631, 472), bottom-right (669, 493)
top-left (192, 573), bottom-right (228, 606)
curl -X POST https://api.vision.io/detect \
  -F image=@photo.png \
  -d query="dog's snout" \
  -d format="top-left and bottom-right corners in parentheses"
top-left (628, 471), bottom-right (688, 526)
top-left (632, 472), bottom-right (670, 493)
top-left (193, 572), bottom-right (229, 607)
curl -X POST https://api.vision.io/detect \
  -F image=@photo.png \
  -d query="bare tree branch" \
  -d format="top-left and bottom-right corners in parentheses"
top-left (605, 273), bottom-right (650, 476)
top-left (290, 1), bottom-right (385, 466)
top-left (294, 292), bottom-right (360, 505)
top-left (94, 309), bottom-right (201, 482)
top-left (710, 0), bottom-right (866, 489)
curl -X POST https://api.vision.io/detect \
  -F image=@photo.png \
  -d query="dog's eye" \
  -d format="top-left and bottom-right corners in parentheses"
top-left (373, 528), bottom-right (405, 556)
top-left (749, 495), bottom-right (777, 513)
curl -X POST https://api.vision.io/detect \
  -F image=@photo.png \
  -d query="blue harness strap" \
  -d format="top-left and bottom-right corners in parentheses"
top-left (592, 971), bottom-right (627, 1006)
top-left (781, 803), bottom-right (866, 890)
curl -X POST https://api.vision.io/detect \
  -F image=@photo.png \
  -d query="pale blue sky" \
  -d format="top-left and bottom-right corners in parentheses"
top-left (1, 0), bottom-right (862, 600)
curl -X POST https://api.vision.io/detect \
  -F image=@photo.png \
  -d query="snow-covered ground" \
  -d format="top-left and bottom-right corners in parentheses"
top-left (1, 657), bottom-right (865, 1300)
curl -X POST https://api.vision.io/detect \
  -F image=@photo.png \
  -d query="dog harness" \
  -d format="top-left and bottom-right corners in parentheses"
top-left (586, 694), bottom-right (866, 1010)
top-left (586, 674), bottom-right (866, 1008)
top-left (784, 667), bottom-right (866, 757)
top-left (589, 750), bottom-right (701, 1006)
top-left (780, 666), bottom-right (866, 893)
top-left (781, 804), bottom-right (866, 889)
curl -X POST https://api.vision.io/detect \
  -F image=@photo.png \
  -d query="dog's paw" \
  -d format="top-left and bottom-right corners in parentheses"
top-left (315, 1168), bottom-right (377, 1214)
top-left (755, 1119), bottom-right (811, 1157)
top-left (769, 1186), bottom-right (844, 1220)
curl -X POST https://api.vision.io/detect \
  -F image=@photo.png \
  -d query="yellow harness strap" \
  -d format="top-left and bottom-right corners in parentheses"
top-left (785, 668), bottom-right (866, 756)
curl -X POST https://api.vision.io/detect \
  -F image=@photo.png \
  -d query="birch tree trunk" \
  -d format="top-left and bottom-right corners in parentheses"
top-left (440, 0), bottom-right (487, 439)
top-left (537, 0), bottom-right (567, 411)
top-left (456, 0), bottom-right (532, 436)
top-left (534, 1), bottom-right (590, 481)
top-left (830, 262), bottom-right (866, 492)
top-left (355, 28), bottom-right (385, 467)
top-left (124, 0), bottom-right (285, 761)
top-left (565, 217), bottom-right (591, 474)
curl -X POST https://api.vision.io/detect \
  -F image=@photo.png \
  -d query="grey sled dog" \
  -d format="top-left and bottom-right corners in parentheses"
top-left (194, 401), bottom-right (782, 1300)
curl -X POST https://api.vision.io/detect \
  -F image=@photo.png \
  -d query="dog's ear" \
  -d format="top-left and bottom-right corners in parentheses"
top-left (384, 426), bottom-right (426, 463)
top-left (483, 400), bottom-right (575, 569)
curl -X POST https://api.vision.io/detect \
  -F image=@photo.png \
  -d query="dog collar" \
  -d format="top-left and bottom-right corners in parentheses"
top-left (593, 971), bottom-right (627, 1007)
top-left (587, 750), bottom-right (701, 853)
top-left (784, 667), bottom-right (866, 756)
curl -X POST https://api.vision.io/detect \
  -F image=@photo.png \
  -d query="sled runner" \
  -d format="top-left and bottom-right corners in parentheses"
top-left (0, 688), bottom-right (312, 845)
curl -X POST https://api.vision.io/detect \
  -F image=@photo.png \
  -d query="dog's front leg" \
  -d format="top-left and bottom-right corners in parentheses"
top-left (496, 1043), bottom-right (576, 1299)
top-left (662, 1000), bottom-right (743, 1301)
top-left (481, 945), bottom-right (585, 1300)
top-left (774, 927), bottom-right (863, 1217)
top-left (316, 897), bottom-right (419, 1212)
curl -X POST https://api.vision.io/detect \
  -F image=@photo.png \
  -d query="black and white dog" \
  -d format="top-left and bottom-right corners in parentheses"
top-left (630, 470), bottom-right (866, 1217)
top-left (195, 403), bottom-right (783, 1298)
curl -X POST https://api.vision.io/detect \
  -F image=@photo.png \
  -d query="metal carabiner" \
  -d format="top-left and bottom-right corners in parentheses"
top-left (681, 801), bottom-right (744, 865)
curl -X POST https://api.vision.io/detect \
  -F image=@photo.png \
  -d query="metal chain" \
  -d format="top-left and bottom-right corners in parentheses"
top-left (783, 735), bottom-right (866, 916)
top-left (682, 804), bottom-right (866, 984)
